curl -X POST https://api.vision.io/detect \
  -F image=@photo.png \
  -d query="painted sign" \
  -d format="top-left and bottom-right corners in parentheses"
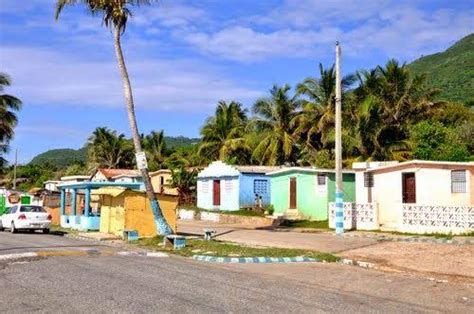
top-left (135, 152), bottom-right (148, 170)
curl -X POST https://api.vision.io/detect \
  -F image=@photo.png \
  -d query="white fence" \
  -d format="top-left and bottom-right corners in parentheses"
top-left (329, 203), bottom-right (379, 230)
top-left (401, 205), bottom-right (474, 235)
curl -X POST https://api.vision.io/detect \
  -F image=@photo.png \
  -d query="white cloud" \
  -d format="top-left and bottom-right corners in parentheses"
top-left (182, 26), bottom-right (342, 62)
top-left (1, 46), bottom-right (262, 111)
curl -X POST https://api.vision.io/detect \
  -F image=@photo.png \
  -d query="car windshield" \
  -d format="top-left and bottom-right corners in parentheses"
top-left (20, 206), bottom-right (46, 213)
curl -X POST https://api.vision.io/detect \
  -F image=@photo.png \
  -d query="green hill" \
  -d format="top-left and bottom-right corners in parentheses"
top-left (408, 33), bottom-right (474, 104)
top-left (29, 148), bottom-right (87, 168)
top-left (164, 136), bottom-right (200, 150)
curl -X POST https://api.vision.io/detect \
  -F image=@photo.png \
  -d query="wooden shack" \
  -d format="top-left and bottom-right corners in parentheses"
top-left (93, 188), bottom-right (178, 238)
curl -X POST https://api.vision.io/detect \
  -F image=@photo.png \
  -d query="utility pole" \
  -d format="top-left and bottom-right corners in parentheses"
top-left (13, 148), bottom-right (18, 191)
top-left (334, 42), bottom-right (344, 235)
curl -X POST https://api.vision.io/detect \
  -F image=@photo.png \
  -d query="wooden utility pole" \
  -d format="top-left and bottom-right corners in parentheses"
top-left (335, 42), bottom-right (344, 235)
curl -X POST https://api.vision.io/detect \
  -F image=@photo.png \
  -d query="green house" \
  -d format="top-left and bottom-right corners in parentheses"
top-left (267, 167), bottom-right (356, 220)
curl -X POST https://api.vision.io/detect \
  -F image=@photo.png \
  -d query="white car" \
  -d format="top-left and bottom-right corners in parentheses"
top-left (0, 205), bottom-right (52, 233)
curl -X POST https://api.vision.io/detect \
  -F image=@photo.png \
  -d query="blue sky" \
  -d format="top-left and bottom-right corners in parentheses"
top-left (0, 0), bottom-right (472, 163)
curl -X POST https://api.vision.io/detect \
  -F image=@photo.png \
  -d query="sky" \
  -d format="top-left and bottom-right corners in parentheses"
top-left (0, 0), bottom-right (472, 164)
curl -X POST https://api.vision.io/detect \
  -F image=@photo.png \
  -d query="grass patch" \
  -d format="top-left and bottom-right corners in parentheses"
top-left (280, 220), bottom-right (329, 229)
top-left (135, 236), bottom-right (338, 262)
top-left (222, 209), bottom-right (265, 217)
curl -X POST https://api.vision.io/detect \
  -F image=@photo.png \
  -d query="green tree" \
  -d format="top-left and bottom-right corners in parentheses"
top-left (354, 59), bottom-right (440, 160)
top-left (142, 130), bottom-right (166, 171)
top-left (0, 73), bottom-right (22, 166)
top-left (198, 101), bottom-right (250, 163)
top-left (252, 84), bottom-right (301, 165)
top-left (410, 121), bottom-right (469, 161)
top-left (87, 127), bottom-right (134, 170)
top-left (55, 0), bottom-right (172, 234)
top-left (170, 168), bottom-right (198, 205)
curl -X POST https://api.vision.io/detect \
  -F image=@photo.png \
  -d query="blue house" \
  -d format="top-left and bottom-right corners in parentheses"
top-left (197, 161), bottom-right (281, 211)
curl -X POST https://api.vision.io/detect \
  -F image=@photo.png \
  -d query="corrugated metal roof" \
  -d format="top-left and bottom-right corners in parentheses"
top-left (97, 168), bottom-right (140, 179)
top-left (235, 166), bottom-right (284, 174)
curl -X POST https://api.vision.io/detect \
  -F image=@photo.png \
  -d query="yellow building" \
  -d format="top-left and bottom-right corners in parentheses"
top-left (150, 169), bottom-right (178, 195)
top-left (93, 188), bottom-right (178, 238)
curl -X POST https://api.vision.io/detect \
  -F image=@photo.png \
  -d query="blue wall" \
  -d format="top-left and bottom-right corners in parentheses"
top-left (239, 173), bottom-right (271, 207)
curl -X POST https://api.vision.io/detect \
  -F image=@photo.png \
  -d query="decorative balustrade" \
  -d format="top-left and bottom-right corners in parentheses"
top-left (329, 202), bottom-right (379, 230)
top-left (401, 204), bottom-right (474, 235)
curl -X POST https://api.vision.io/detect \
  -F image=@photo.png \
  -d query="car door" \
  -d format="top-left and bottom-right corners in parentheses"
top-left (3, 205), bottom-right (17, 227)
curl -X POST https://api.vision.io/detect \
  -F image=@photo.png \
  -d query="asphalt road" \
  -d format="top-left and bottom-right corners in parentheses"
top-left (0, 233), bottom-right (473, 313)
top-left (0, 231), bottom-right (118, 254)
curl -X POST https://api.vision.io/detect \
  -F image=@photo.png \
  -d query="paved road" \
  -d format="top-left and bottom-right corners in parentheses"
top-left (0, 230), bottom-right (119, 254)
top-left (0, 232), bottom-right (472, 313)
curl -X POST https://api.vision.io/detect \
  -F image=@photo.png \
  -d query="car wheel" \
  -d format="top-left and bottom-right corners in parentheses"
top-left (43, 229), bottom-right (50, 234)
top-left (11, 222), bottom-right (17, 233)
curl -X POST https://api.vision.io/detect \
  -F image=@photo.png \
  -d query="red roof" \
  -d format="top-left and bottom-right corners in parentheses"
top-left (96, 168), bottom-right (140, 179)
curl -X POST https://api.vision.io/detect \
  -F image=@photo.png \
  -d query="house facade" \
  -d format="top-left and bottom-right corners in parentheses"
top-left (352, 160), bottom-right (474, 234)
top-left (91, 169), bottom-right (144, 190)
top-left (268, 167), bottom-right (356, 220)
top-left (197, 161), bottom-right (278, 211)
top-left (150, 169), bottom-right (178, 195)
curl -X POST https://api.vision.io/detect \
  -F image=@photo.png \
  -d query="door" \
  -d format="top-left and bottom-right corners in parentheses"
top-left (213, 180), bottom-right (221, 206)
top-left (402, 173), bottom-right (416, 203)
top-left (289, 178), bottom-right (297, 209)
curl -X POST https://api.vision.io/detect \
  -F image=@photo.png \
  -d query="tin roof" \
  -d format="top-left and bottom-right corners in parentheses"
top-left (95, 168), bottom-right (140, 179)
top-left (235, 166), bottom-right (283, 174)
top-left (267, 167), bottom-right (356, 176)
top-left (366, 160), bottom-right (474, 173)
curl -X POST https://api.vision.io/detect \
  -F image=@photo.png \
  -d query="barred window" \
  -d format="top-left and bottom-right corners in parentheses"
top-left (451, 170), bottom-right (466, 193)
top-left (317, 174), bottom-right (326, 185)
top-left (254, 179), bottom-right (268, 195)
top-left (364, 172), bottom-right (374, 188)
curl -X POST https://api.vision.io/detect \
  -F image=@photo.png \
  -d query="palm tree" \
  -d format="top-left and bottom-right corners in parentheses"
top-left (354, 59), bottom-right (440, 160)
top-left (55, 0), bottom-right (172, 234)
top-left (198, 100), bottom-right (250, 163)
top-left (292, 64), bottom-right (355, 152)
top-left (0, 73), bottom-right (22, 167)
top-left (87, 127), bottom-right (134, 170)
top-left (142, 130), bottom-right (166, 171)
top-left (252, 84), bottom-right (301, 165)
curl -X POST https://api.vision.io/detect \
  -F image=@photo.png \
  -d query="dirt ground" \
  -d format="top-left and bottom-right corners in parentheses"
top-left (341, 241), bottom-right (474, 283)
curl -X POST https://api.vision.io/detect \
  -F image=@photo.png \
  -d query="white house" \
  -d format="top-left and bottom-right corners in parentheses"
top-left (44, 180), bottom-right (61, 192)
top-left (353, 160), bottom-right (474, 234)
top-left (60, 175), bottom-right (90, 193)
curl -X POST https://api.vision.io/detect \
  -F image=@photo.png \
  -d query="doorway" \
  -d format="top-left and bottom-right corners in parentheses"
top-left (402, 173), bottom-right (416, 203)
top-left (213, 180), bottom-right (221, 206)
top-left (289, 177), bottom-right (297, 209)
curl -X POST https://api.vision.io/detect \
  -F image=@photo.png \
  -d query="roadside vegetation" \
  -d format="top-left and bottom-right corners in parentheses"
top-left (280, 220), bottom-right (329, 229)
top-left (135, 236), bottom-right (339, 262)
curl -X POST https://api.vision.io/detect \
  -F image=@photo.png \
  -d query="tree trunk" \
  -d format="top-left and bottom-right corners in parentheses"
top-left (113, 28), bottom-right (172, 235)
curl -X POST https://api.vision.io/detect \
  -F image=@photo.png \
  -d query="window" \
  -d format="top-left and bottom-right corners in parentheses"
top-left (364, 172), bottom-right (374, 188)
top-left (20, 205), bottom-right (46, 213)
top-left (451, 170), bottom-right (466, 193)
top-left (8, 206), bottom-right (17, 214)
top-left (254, 179), bottom-right (268, 195)
top-left (317, 174), bottom-right (326, 185)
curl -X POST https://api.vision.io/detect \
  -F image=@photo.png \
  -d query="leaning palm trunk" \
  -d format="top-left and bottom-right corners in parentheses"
top-left (113, 27), bottom-right (172, 235)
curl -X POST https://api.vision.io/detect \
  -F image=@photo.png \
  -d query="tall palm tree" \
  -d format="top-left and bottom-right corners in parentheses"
top-left (292, 64), bottom-right (355, 151)
top-left (198, 100), bottom-right (250, 163)
top-left (354, 59), bottom-right (440, 160)
top-left (0, 73), bottom-right (22, 166)
top-left (55, 0), bottom-right (172, 234)
top-left (87, 127), bottom-right (134, 170)
top-left (142, 130), bottom-right (166, 170)
top-left (252, 84), bottom-right (301, 165)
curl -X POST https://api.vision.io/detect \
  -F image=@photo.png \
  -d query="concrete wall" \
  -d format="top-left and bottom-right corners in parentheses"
top-left (239, 173), bottom-right (271, 208)
top-left (197, 177), bottom-right (240, 211)
top-left (151, 172), bottom-right (178, 195)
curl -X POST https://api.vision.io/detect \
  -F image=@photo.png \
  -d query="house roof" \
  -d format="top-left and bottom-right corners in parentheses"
top-left (44, 180), bottom-right (61, 184)
top-left (366, 160), bottom-right (474, 174)
top-left (60, 175), bottom-right (90, 181)
top-left (94, 168), bottom-right (140, 180)
top-left (267, 167), bottom-right (356, 176)
top-left (150, 169), bottom-right (172, 176)
top-left (235, 166), bottom-right (283, 174)
top-left (198, 161), bottom-right (240, 178)
top-left (91, 187), bottom-right (127, 197)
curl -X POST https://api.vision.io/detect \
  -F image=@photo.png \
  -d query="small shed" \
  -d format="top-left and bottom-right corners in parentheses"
top-left (267, 167), bottom-right (356, 220)
top-left (150, 169), bottom-right (178, 195)
top-left (197, 161), bottom-right (279, 211)
top-left (94, 188), bottom-right (178, 238)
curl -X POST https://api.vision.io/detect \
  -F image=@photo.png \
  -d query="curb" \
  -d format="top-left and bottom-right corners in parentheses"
top-left (341, 234), bottom-right (472, 245)
top-left (192, 255), bottom-right (320, 263)
top-left (338, 258), bottom-right (376, 269)
top-left (0, 250), bottom-right (168, 261)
